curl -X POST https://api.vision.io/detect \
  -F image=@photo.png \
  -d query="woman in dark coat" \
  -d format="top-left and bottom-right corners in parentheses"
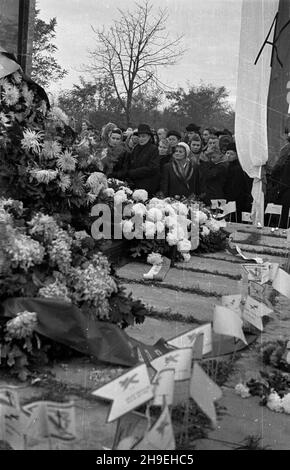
top-left (160, 142), bottom-right (199, 197)
top-left (198, 135), bottom-right (228, 205)
top-left (113, 123), bottom-right (160, 197)
top-left (271, 144), bottom-right (290, 228)
top-left (224, 143), bottom-right (252, 222)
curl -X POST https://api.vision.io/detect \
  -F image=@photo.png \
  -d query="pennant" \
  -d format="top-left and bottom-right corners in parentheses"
top-left (265, 203), bottom-right (282, 215)
top-left (213, 305), bottom-right (247, 344)
top-left (268, 263), bottom-right (279, 282)
top-left (216, 201), bottom-right (236, 218)
top-left (150, 348), bottom-right (193, 381)
top-left (235, 245), bottom-right (263, 264)
top-left (241, 263), bottom-right (270, 284)
top-left (211, 199), bottom-right (227, 209)
top-left (242, 212), bottom-right (252, 222)
top-left (152, 369), bottom-right (175, 407)
top-left (221, 294), bottom-right (242, 316)
top-left (133, 404), bottom-right (175, 450)
top-left (22, 402), bottom-right (50, 440)
top-left (0, 386), bottom-right (21, 411)
top-left (190, 363), bottom-right (222, 427)
top-left (0, 51), bottom-right (20, 79)
top-left (192, 333), bottom-right (204, 361)
top-left (113, 411), bottom-right (148, 450)
top-left (272, 268), bottom-right (290, 299)
top-left (0, 404), bottom-right (25, 450)
top-left (46, 401), bottom-right (76, 441)
top-left (92, 364), bottom-right (153, 422)
top-left (167, 323), bottom-right (212, 355)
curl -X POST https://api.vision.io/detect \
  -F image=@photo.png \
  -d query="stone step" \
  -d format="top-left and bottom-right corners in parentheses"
top-left (198, 250), bottom-right (286, 266)
top-left (232, 243), bottom-right (286, 257)
top-left (123, 283), bottom-right (216, 323)
top-left (175, 256), bottom-right (242, 279)
top-left (224, 222), bottom-right (287, 239)
top-left (117, 263), bottom-right (242, 297)
top-left (230, 231), bottom-right (288, 249)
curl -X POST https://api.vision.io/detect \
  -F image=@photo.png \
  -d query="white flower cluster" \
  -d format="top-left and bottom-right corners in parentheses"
top-left (235, 383), bottom-right (251, 398)
top-left (28, 214), bottom-right (60, 242)
top-left (21, 128), bottom-right (43, 154)
top-left (266, 391), bottom-right (290, 414)
top-left (39, 279), bottom-right (71, 303)
top-left (7, 232), bottom-right (45, 271)
top-left (147, 253), bottom-right (163, 266)
top-left (87, 172), bottom-right (108, 196)
top-left (5, 311), bottom-right (38, 339)
top-left (48, 229), bottom-right (72, 274)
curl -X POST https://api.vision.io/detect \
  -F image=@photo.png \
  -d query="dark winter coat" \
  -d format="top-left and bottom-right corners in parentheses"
top-left (160, 160), bottom-right (199, 198)
top-left (125, 141), bottom-right (160, 196)
top-left (224, 159), bottom-right (253, 210)
top-left (199, 159), bottom-right (228, 205)
top-left (272, 155), bottom-right (290, 227)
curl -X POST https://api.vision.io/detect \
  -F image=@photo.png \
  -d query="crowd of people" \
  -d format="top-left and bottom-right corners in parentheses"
top-left (77, 120), bottom-right (253, 222)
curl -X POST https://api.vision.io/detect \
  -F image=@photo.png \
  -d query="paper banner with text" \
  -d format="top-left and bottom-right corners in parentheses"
top-left (213, 305), bottom-right (247, 344)
top-left (150, 348), bottom-right (193, 382)
top-left (249, 281), bottom-right (267, 302)
top-left (112, 411), bottom-right (148, 450)
top-left (133, 404), bottom-right (175, 450)
top-left (167, 323), bottom-right (212, 355)
top-left (23, 400), bottom-right (76, 441)
top-left (0, 404), bottom-right (25, 450)
top-left (216, 201), bottom-right (236, 218)
top-left (92, 364), bottom-right (153, 422)
top-left (272, 268), bottom-right (290, 299)
top-left (221, 294), bottom-right (242, 316)
top-left (235, 245), bottom-right (263, 264)
top-left (242, 263), bottom-right (270, 284)
top-left (152, 369), bottom-right (175, 407)
top-left (190, 363), bottom-right (222, 427)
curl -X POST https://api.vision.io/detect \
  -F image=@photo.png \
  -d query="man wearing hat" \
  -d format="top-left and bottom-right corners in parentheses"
top-left (167, 130), bottom-right (182, 152)
top-left (114, 124), bottom-right (160, 196)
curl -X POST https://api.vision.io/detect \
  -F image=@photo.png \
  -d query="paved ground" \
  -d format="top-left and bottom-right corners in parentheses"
top-left (1, 224), bottom-right (290, 450)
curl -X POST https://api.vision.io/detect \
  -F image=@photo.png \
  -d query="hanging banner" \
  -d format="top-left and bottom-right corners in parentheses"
top-left (267, 0), bottom-right (290, 168)
top-left (235, 0), bottom-right (280, 225)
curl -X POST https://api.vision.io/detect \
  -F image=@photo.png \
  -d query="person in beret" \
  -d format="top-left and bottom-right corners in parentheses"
top-left (185, 123), bottom-right (201, 144)
top-left (166, 130), bottom-right (182, 152)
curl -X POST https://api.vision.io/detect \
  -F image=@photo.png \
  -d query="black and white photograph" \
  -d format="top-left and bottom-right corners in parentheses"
top-left (0, 0), bottom-right (290, 454)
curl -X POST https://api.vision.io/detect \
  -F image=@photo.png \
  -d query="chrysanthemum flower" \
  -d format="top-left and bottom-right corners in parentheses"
top-left (0, 112), bottom-right (11, 127)
top-left (57, 150), bottom-right (77, 172)
top-left (12, 71), bottom-right (22, 84)
top-left (86, 172), bottom-right (108, 195)
top-left (30, 169), bottom-right (58, 184)
top-left (58, 174), bottom-right (71, 191)
top-left (21, 128), bottom-right (43, 154)
top-left (5, 311), bottom-right (38, 340)
top-left (2, 84), bottom-right (20, 106)
top-left (39, 279), bottom-right (71, 303)
top-left (41, 140), bottom-right (62, 160)
top-left (147, 252), bottom-right (163, 265)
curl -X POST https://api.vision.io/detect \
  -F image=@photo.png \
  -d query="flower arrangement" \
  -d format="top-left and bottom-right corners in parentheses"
top-left (97, 184), bottom-right (227, 261)
top-left (235, 369), bottom-right (290, 415)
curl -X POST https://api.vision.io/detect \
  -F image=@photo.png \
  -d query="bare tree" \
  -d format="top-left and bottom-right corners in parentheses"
top-left (88, 0), bottom-right (184, 126)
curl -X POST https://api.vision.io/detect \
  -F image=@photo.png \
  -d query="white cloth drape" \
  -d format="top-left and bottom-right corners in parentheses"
top-left (235, 0), bottom-right (279, 226)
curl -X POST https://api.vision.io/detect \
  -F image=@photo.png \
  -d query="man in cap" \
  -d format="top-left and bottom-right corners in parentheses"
top-left (185, 123), bottom-right (201, 144)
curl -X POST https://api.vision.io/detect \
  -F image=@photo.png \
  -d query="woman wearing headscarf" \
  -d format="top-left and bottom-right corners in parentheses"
top-left (160, 142), bottom-right (199, 197)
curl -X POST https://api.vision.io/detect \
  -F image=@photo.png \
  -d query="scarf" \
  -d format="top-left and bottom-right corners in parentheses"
top-left (172, 158), bottom-right (194, 189)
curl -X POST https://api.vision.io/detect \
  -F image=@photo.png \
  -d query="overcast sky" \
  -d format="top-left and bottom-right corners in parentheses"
top-left (38, 0), bottom-right (243, 107)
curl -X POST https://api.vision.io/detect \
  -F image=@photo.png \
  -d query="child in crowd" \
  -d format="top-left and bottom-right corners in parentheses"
top-left (189, 134), bottom-right (203, 165)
